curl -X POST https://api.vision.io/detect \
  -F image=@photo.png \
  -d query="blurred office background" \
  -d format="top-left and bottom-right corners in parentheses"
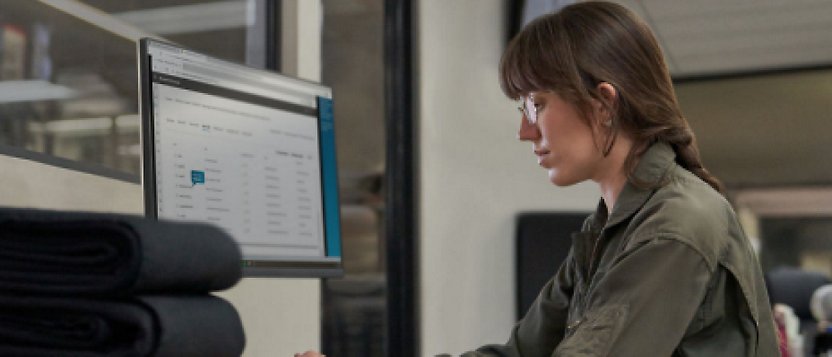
top-left (0, 0), bottom-right (830, 356)
top-left (0, 0), bottom-right (389, 356)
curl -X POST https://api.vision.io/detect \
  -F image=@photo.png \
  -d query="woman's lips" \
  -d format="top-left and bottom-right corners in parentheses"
top-left (534, 149), bottom-right (550, 165)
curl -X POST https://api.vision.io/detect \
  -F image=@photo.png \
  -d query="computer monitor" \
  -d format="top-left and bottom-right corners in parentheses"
top-left (139, 38), bottom-right (343, 277)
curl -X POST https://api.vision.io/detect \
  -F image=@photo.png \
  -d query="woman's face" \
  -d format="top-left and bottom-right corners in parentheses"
top-left (517, 91), bottom-right (605, 186)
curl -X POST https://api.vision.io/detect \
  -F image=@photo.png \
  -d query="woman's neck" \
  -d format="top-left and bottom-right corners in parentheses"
top-left (594, 137), bottom-right (634, 216)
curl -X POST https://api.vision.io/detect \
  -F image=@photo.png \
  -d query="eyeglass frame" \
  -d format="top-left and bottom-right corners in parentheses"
top-left (516, 79), bottom-right (611, 126)
top-left (516, 94), bottom-right (538, 125)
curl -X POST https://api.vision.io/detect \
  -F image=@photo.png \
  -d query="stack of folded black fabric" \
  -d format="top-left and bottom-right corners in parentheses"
top-left (0, 207), bottom-right (246, 356)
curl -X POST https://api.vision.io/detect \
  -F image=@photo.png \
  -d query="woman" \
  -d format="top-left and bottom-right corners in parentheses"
top-left (463, 1), bottom-right (779, 356)
top-left (300, 2), bottom-right (779, 356)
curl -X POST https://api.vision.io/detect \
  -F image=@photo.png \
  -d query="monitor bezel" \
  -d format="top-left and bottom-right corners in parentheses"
top-left (138, 38), bottom-right (344, 278)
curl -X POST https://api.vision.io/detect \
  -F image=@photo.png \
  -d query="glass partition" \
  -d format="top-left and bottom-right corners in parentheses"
top-left (0, 0), bottom-right (270, 176)
top-left (320, 0), bottom-right (388, 355)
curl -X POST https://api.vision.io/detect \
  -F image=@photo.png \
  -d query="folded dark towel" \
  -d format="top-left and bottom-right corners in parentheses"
top-left (0, 294), bottom-right (245, 357)
top-left (0, 207), bottom-right (242, 295)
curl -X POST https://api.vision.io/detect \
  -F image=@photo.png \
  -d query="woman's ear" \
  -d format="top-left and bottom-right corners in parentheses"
top-left (593, 82), bottom-right (617, 126)
top-left (592, 82), bottom-right (620, 156)
top-left (597, 82), bottom-right (617, 103)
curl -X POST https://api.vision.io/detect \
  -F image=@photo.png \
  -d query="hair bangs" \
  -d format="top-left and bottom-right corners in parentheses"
top-left (500, 14), bottom-right (579, 101)
top-left (499, 25), bottom-right (554, 99)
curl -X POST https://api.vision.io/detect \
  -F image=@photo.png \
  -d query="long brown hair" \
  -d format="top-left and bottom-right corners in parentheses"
top-left (499, 1), bottom-right (724, 195)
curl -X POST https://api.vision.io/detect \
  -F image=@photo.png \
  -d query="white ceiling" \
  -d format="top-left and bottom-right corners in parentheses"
top-left (616, 0), bottom-right (832, 77)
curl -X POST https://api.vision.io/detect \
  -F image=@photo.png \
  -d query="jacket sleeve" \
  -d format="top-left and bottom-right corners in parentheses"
top-left (460, 251), bottom-right (577, 357)
top-left (553, 236), bottom-right (711, 357)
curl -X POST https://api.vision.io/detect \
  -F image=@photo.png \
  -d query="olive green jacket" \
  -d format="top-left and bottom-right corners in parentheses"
top-left (463, 142), bottom-right (780, 357)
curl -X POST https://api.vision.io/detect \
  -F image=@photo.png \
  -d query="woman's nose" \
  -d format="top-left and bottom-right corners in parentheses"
top-left (517, 116), bottom-right (540, 141)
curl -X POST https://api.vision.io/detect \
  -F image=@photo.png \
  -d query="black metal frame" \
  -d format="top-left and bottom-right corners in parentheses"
top-left (506, 0), bottom-right (524, 43)
top-left (138, 39), bottom-right (156, 217)
top-left (266, 0), bottom-right (281, 71)
top-left (384, 0), bottom-right (419, 356)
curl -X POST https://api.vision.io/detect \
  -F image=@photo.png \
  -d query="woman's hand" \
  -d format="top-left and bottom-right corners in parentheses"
top-left (294, 351), bottom-right (325, 357)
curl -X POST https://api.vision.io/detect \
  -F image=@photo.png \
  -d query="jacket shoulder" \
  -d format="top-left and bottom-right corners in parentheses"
top-left (626, 165), bottom-right (743, 270)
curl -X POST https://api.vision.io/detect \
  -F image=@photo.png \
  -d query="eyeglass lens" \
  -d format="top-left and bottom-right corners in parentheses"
top-left (523, 96), bottom-right (536, 124)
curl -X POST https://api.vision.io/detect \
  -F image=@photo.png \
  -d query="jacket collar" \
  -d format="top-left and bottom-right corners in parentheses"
top-left (593, 141), bottom-right (677, 230)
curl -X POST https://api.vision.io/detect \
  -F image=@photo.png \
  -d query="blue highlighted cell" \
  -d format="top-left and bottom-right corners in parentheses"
top-left (191, 170), bottom-right (205, 186)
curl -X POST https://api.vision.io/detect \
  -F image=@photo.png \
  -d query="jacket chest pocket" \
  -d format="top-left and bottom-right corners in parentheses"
top-left (566, 298), bottom-right (583, 338)
top-left (566, 279), bottom-right (588, 338)
top-left (565, 270), bottom-right (607, 338)
top-left (556, 304), bottom-right (630, 357)
top-left (564, 282), bottom-right (587, 337)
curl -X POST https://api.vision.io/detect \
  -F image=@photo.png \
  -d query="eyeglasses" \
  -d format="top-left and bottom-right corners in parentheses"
top-left (516, 94), bottom-right (537, 125)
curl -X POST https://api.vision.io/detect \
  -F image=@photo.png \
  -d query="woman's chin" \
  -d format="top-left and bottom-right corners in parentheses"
top-left (548, 169), bottom-right (579, 187)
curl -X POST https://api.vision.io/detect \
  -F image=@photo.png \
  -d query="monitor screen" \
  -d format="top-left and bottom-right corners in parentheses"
top-left (139, 38), bottom-right (342, 277)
